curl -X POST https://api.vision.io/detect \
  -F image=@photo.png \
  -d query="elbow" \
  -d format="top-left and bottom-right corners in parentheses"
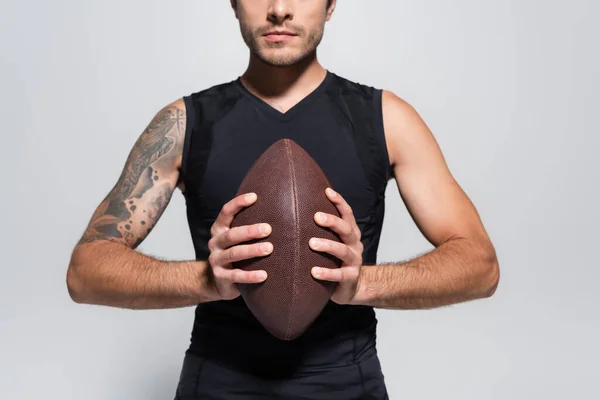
top-left (66, 264), bottom-right (86, 304)
top-left (481, 247), bottom-right (500, 298)
top-left (66, 249), bottom-right (91, 304)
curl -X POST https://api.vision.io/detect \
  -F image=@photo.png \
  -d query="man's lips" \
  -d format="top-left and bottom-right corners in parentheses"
top-left (263, 30), bottom-right (297, 41)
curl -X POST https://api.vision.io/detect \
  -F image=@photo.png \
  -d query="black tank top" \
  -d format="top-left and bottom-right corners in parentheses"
top-left (180, 71), bottom-right (392, 371)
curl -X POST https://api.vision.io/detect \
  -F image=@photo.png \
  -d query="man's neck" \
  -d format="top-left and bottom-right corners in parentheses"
top-left (240, 52), bottom-right (328, 108)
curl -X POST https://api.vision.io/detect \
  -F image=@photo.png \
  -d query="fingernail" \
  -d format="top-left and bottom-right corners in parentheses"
top-left (313, 267), bottom-right (321, 277)
top-left (260, 224), bottom-right (271, 234)
top-left (246, 193), bottom-right (256, 202)
top-left (310, 238), bottom-right (321, 249)
top-left (327, 188), bottom-right (336, 197)
top-left (316, 212), bottom-right (326, 223)
top-left (261, 243), bottom-right (273, 253)
top-left (258, 271), bottom-right (267, 280)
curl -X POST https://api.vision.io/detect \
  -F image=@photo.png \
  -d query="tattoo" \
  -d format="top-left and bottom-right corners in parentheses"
top-left (78, 105), bottom-right (185, 247)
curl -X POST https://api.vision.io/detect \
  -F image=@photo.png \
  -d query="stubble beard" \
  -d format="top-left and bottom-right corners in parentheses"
top-left (240, 22), bottom-right (324, 67)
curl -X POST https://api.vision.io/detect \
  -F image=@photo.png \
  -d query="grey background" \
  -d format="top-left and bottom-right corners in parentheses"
top-left (2, 0), bottom-right (599, 399)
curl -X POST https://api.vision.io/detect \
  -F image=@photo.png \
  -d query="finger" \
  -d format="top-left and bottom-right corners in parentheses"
top-left (211, 193), bottom-right (258, 237)
top-left (220, 242), bottom-right (273, 264)
top-left (309, 238), bottom-right (358, 264)
top-left (213, 223), bottom-right (271, 250)
top-left (311, 266), bottom-right (358, 282)
top-left (216, 267), bottom-right (268, 284)
top-left (314, 211), bottom-right (354, 243)
top-left (325, 188), bottom-right (362, 238)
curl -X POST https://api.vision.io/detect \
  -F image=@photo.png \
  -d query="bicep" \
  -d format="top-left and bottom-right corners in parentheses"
top-left (77, 99), bottom-right (187, 249)
top-left (383, 91), bottom-right (488, 247)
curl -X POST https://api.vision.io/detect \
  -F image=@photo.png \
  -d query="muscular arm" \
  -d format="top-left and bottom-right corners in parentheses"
top-left (67, 99), bottom-right (217, 309)
top-left (353, 91), bottom-right (499, 309)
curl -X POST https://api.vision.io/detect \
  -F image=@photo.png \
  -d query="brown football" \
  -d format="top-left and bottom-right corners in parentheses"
top-left (230, 138), bottom-right (342, 341)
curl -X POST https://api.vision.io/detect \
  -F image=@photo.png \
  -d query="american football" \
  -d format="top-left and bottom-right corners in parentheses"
top-left (230, 138), bottom-right (342, 341)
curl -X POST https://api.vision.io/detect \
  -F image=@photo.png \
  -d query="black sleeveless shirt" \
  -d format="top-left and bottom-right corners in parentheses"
top-left (180, 71), bottom-right (392, 371)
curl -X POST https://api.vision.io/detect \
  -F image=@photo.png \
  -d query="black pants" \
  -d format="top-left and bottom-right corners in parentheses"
top-left (174, 331), bottom-right (389, 399)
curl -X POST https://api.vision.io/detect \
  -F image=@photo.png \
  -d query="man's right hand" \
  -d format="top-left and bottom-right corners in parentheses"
top-left (207, 192), bottom-right (273, 301)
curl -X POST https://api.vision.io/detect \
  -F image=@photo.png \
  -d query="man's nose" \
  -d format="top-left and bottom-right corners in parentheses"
top-left (268, 0), bottom-right (294, 24)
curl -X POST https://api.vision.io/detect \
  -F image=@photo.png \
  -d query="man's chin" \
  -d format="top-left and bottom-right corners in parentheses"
top-left (255, 49), bottom-right (312, 68)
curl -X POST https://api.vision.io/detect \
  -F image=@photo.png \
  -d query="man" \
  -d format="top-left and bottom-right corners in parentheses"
top-left (67, 0), bottom-right (499, 398)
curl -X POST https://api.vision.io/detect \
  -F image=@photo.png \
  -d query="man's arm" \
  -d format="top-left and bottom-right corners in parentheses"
top-left (66, 99), bottom-right (218, 309)
top-left (353, 91), bottom-right (499, 309)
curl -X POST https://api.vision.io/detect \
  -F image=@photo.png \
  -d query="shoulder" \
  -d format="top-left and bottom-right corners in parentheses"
top-left (329, 74), bottom-right (413, 109)
top-left (182, 80), bottom-right (244, 125)
top-left (380, 89), bottom-right (449, 178)
top-left (328, 72), bottom-right (379, 99)
top-left (381, 90), bottom-right (421, 137)
top-left (328, 75), bottom-right (422, 168)
top-left (185, 80), bottom-right (241, 105)
top-left (381, 89), bottom-right (412, 111)
top-left (380, 90), bottom-right (429, 167)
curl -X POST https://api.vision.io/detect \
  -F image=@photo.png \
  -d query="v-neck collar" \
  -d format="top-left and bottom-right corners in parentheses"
top-left (235, 70), bottom-right (333, 122)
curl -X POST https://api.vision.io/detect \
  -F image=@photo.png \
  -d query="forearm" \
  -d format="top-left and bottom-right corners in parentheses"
top-left (67, 240), bottom-right (217, 309)
top-left (354, 237), bottom-right (499, 309)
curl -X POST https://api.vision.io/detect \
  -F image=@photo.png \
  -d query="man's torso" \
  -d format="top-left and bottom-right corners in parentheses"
top-left (177, 71), bottom-right (392, 377)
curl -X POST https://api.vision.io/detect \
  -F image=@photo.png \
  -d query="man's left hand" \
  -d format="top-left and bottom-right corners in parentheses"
top-left (309, 187), bottom-right (364, 305)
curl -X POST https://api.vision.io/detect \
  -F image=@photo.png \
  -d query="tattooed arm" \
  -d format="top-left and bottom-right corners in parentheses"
top-left (66, 99), bottom-right (218, 309)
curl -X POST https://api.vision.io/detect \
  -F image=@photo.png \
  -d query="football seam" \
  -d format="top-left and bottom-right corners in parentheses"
top-left (285, 139), bottom-right (300, 340)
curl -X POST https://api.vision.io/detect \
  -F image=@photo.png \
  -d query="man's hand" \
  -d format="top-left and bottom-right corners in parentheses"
top-left (207, 192), bottom-right (273, 301)
top-left (309, 187), bottom-right (364, 305)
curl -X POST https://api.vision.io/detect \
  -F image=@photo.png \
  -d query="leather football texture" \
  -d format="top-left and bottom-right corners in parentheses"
top-left (230, 138), bottom-right (342, 341)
